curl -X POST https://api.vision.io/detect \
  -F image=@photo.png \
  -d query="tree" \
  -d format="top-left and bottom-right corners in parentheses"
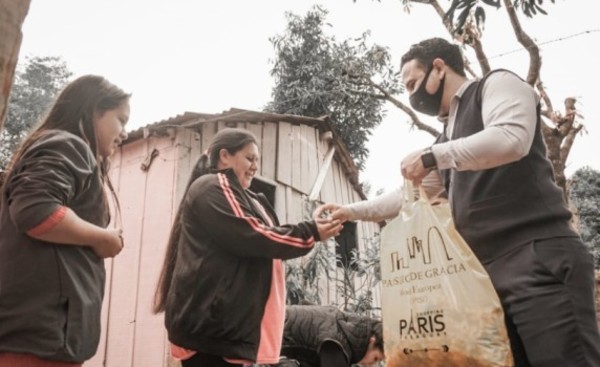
top-left (437, 0), bottom-right (579, 198)
top-left (268, 2), bottom-right (582, 193)
top-left (0, 0), bottom-right (31, 131)
top-left (0, 56), bottom-right (72, 168)
top-left (355, 0), bottom-right (581, 198)
top-left (569, 167), bottom-right (600, 268)
top-left (266, 6), bottom-right (401, 170)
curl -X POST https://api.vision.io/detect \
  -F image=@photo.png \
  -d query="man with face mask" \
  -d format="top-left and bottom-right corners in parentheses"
top-left (317, 37), bottom-right (600, 367)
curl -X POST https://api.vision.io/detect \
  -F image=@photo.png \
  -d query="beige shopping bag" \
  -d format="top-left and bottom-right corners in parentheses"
top-left (380, 184), bottom-right (513, 367)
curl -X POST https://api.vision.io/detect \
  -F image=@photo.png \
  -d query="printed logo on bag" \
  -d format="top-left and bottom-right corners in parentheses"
top-left (382, 227), bottom-right (466, 288)
top-left (399, 309), bottom-right (446, 338)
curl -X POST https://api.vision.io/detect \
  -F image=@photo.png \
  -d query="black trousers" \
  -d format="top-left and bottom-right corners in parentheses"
top-left (181, 352), bottom-right (245, 367)
top-left (484, 237), bottom-right (600, 367)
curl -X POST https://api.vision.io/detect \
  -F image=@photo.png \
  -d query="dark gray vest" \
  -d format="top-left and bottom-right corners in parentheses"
top-left (438, 70), bottom-right (577, 263)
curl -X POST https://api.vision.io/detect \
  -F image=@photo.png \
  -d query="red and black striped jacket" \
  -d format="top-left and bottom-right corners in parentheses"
top-left (165, 168), bottom-right (320, 362)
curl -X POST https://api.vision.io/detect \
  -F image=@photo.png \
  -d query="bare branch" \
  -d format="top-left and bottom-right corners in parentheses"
top-left (429, 0), bottom-right (454, 34)
top-left (469, 38), bottom-right (491, 76)
top-left (536, 79), bottom-right (554, 116)
top-left (428, 0), bottom-right (490, 77)
top-left (556, 97), bottom-right (578, 135)
top-left (347, 88), bottom-right (387, 100)
top-left (560, 123), bottom-right (584, 165)
top-left (367, 78), bottom-right (440, 137)
top-left (540, 109), bottom-right (552, 120)
top-left (503, 0), bottom-right (541, 85)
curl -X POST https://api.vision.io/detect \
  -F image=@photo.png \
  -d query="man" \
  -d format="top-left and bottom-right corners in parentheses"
top-left (276, 305), bottom-right (384, 367)
top-left (322, 37), bottom-right (600, 366)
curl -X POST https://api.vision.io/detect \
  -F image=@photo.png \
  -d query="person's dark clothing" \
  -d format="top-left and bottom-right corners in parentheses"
top-left (486, 237), bottom-right (600, 366)
top-left (317, 342), bottom-right (348, 367)
top-left (0, 130), bottom-right (108, 363)
top-left (181, 351), bottom-right (244, 367)
top-left (165, 169), bottom-right (319, 362)
top-left (438, 70), bottom-right (600, 366)
top-left (280, 305), bottom-right (379, 367)
top-left (438, 70), bottom-right (578, 264)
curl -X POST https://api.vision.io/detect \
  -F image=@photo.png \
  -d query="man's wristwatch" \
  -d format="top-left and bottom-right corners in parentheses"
top-left (420, 147), bottom-right (437, 170)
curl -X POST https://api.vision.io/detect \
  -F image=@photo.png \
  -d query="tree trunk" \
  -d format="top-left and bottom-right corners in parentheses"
top-left (596, 271), bottom-right (600, 330)
top-left (0, 0), bottom-right (31, 132)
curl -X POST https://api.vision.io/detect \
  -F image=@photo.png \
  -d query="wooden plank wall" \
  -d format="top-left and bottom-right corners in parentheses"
top-left (272, 123), bottom-right (350, 307)
top-left (105, 138), bottom-right (149, 367)
top-left (86, 135), bottom-right (177, 367)
top-left (261, 122), bottom-right (278, 183)
top-left (311, 141), bottom-right (383, 307)
top-left (132, 136), bottom-right (177, 366)
top-left (88, 149), bottom-right (122, 367)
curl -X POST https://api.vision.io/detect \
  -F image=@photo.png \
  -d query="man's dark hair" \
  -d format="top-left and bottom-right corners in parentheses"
top-left (372, 320), bottom-right (384, 351)
top-left (400, 37), bottom-right (466, 77)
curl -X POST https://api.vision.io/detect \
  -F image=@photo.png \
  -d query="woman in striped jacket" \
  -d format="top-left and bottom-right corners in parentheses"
top-left (153, 128), bottom-right (342, 367)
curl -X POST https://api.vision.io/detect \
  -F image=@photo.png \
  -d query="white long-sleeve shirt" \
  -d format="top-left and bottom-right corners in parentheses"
top-left (433, 70), bottom-right (539, 171)
top-left (345, 70), bottom-right (539, 223)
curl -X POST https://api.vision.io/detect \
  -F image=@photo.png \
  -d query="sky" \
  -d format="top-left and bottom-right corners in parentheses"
top-left (17, 0), bottom-right (600, 195)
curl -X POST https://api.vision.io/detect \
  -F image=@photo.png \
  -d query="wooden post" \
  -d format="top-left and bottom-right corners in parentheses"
top-left (0, 0), bottom-right (31, 131)
top-left (308, 131), bottom-right (335, 201)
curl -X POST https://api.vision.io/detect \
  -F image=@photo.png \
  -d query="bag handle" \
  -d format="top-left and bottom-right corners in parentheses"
top-left (402, 180), bottom-right (429, 205)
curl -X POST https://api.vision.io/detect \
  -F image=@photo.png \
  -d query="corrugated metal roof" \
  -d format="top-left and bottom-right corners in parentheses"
top-left (124, 108), bottom-right (366, 199)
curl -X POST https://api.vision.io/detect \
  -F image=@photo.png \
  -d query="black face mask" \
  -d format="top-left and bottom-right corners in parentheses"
top-left (409, 66), bottom-right (445, 116)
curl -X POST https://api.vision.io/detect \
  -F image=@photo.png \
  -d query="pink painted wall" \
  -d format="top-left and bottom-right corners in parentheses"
top-left (86, 136), bottom-right (177, 367)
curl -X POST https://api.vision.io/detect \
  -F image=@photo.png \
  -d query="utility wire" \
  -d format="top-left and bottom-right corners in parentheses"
top-left (487, 29), bottom-right (600, 59)
top-left (269, 29), bottom-right (600, 107)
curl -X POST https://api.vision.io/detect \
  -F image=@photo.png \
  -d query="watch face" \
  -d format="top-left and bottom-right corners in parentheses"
top-left (421, 151), bottom-right (437, 169)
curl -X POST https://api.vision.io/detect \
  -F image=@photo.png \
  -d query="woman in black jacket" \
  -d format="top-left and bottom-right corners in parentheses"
top-left (153, 128), bottom-right (342, 367)
top-left (0, 75), bottom-right (129, 366)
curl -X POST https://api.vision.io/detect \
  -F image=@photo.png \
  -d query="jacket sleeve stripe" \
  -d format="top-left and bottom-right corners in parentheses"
top-left (217, 173), bottom-right (314, 248)
top-left (26, 205), bottom-right (67, 236)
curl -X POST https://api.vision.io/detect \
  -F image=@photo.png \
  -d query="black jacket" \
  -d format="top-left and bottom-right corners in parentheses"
top-left (281, 305), bottom-right (380, 367)
top-left (0, 130), bottom-right (108, 362)
top-left (165, 169), bottom-right (320, 362)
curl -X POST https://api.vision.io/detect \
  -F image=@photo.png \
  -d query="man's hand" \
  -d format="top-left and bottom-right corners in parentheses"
top-left (401, 148), bottom-right (430, 186)
top-left (315, 203), bottom-right (351, 223)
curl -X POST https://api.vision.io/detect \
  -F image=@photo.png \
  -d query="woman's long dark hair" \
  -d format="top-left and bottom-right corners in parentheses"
top-left (2, 75), bottom-right (130, 207)
top-left (153, 127), bottom-right (257, 313)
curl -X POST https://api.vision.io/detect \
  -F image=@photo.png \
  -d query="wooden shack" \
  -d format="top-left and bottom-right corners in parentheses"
top-left (86, 108), bottom-right (381, 367)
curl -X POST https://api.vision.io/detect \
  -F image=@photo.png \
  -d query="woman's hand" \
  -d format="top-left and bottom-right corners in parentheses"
top-left (27, 207), bottom-right (125, 258)
top-left (91, 228), bottom-right (124, 258)
top-left (315, 217), bottom-right (343, 241)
